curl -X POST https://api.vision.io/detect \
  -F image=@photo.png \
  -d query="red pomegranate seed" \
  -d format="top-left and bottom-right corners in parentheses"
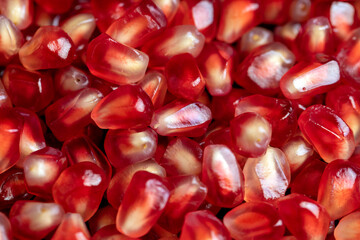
top-left (217, 0), bottom-right (262, 43)
top-left (23, 147), bottom-right (67, 198)
top-left (278, 193), bottom-right (331, 240)
top-left (107, 159), bottom-right (166, 209)
top-left (91, 85), bottom-right (153, 130)
top-left (261, 0), bottom-right (287, 25)
top-left (230, 112), bottom-right (272, 158)
top-left (243, 147), bottom-right (291, 202)
top-left (158, 175), bottom-right (207, 233)
top-left (116, 171), bottom-right (169, 238)
top-left (51, 213), bottom-right (91, 240)
top-left (45, 88), bottom-right (103, 141)
top-left (234, 94), bottom-right (297, 147)
top-left (3, 64), bottom-right (54, 112)
top-left (280, 135), bottom-right (314, 176)
top-left (0, 212), bottom-right (12, 240)
top-left (317, 159), bottom-right (360, 220)
top-left (298, 104), bottom-right (355, 162)
top-left (160, 137), bottom-right (202, 176)
top-left (224, 202), bottom-right (285, 240)
top-left (280, 60), bottom-right (340, 100)
top-left (104, 128), bottom-right (157, 169)
top-left (52, 162), bottom-right (108, 221)
top-left (0, 81), bottom-right (11, 108)
top-left (197, 42), bottom-right (236, 96)
top-left (289, 0), bottom-right (311, 22)
top-left (326, 85), bottom-right (360, 145)
top-left (291, 159), bottom-right (326, 200)
top-left (86, 33), bottom-right (149, 85)
top-left (234, 42), bottom-right (295, 96)
top-left (150, 99), bottom-right (212, 137)
top-left (153, 0), bottom-right (179, 23)
top-left (297, 17), bottom-right (334, 60)
top-left (0, 167), bottom-right (32, 210)
top-left (0, 15), bottom-right (23, 65)
top-left (60, 13), bottom-right (96, 48)
top-left (34, 0), bottom-right (74, 14)
top-left (19, 26), bottom-right (75, 70)
top-left (202, 144), bottom-right (244, 208)
top-left (92, 224), bottom-right (134, 240)
top-left (142, 25), bottom-right (205, 67)
top-left (138, 70), bottom-right (168, 109)
top-left (54, 65), bottom-right (91, 98)
top-left (180, 210), bottom-right (231, 240)
top-left (62, 135), bottom-right (112, 182)
top-left (106, 0), bottom-right (167, 48)
top-left (274, 21), bottom-right (302, 56)
top-left (88, 206), bottom-right (118, 235)
top-left (334, 211), bottom-right (360, 240)
top-left (165, 53), bottom-right (205, 101)
top-left (9, 200), bottom-right (64, 239)
top-left (237, 27), bottom-right (274, 59)
top-left (0, 0), bottom-right (33, 30)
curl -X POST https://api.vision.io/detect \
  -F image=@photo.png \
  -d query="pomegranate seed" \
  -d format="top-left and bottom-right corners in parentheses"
top-left (0, 167), bottom-right (32, 210)
top-left (0, 15), bottom-right (23, 65)
top-left (202, 144), bottom-right (244, 208)
top-left (51, 213), bottom-right (91, 240)
top-left (158, 175), bottom-right (207, 233)
top-left (280, 60), bottom-right (340, 100)
top-left (262, 0), bottom-right (287, 25)
top-left (0, 0), bottom-right (33, 30)
top-left (217, 0), bottom-right (262, 43)
top-left (52, 162), bottom-right (108, 221)
top-left (223, 202), bottom-right (285, 240)
top-left (9, 200), bottom-right (64, 239)
top-left (60, 12), bottom-right (96, 48)
top-left (197, 42), bottom-right (236, 96)
top-left (0, 81), bottom-right (11, 108)
top-left (23, 147), bottom-right (66, 198)
top-left (234, 42), bottom-right (296, 96)
top-left (107, 159), bottom-right (166, 209)
top-left (19, 26), bottom-right (75, 70)
top-left (86, 33), bottom-right (149, 85)
top-left (237, 27), bottom-right (274, 59)
top-left (34, 0), bottom-right (74, 14)
top-left (160, 137), bottom-right (202, 176)
top-left (180, 210), bottom-right (231, 240)
top-left (116, 171), bottom-right (169, 238)
top-left (142, 25), bottom-right (205, 67)
top-left (234, 94), bottom-right (297, 147)
top-left (88, 206), bottom-right (117, 235)
top-left (317, 159), bottom-right (360, 220)
top-left (274, 22), bottom-right (302, 56)
top-left (297, 17), bottom-right (334, 60)
top-left (150, 100), bottom-right (212, 137)
top-left (106, 0), bottom-right (167, 48)
top-left (243, 147), bottom-right (291, 202)
top-left (104, 128), bottom-right (158, 169)
top-left (138, 70), bottom-right (168, 109)
top-left (153, 0), bottom-right (179, 23)
top-left (289, 0), bottom-right (311, 22)
top-left (230, 112), bottom-right (272, 158)
top-left (334, 211), bottom-right (360, 240)
top-left (45, 88), bottom-right (103, 141)
top-left (326, 85), bottom-right (360, 145)
top-left (3, 64), bottom-right (54, 112)
top-left (278, 193), bottom-right (331, 240)
top-left (0, 212), bottom-right (12, 240)
top-left (165, 53), bottom-right (205, 101)
top-left (281, 135), bottom-right (314, 176)
top-left (298, 104), bottom-right (355, 162)
top-left (54, 65), bottom-right (92, 98)
top-left (291, 159), bottom-right (327, 200)
top-left (92, 224), bottom-right (133, 240)
top-left (91, 85), bottom-right (153, 130)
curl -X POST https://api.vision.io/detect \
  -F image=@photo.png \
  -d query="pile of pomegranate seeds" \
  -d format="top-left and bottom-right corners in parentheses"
top-left (2, 0), bottom-right (360, 239)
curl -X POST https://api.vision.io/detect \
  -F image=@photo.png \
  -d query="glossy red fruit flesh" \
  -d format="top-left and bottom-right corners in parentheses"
top-left (298, 104), bottom-right (355, 162)
top-left (223, 202), bottom-right (285, 240)
top-left (0, 212), bottom-right (12, 240)
top-left (88, 206), bottom-right (117, 234)
top-left (52, 162), bottom-right (108, 221)
top-left (237, 27), bottom-right (274, 59)
top-left (51, 213), bottom-right (91, 240)
top-left (138, 70), bottom-right (167, 109)
top-left (334, 211), bottom-right (360, 240)
top-left (91, 84), bottom-right (153, 130)
top-left (180, 210), bottom-right (231, 240)
top-left (0, 15), bottom-right (23, 65)
top-left (116, 171), bottom-right (169, 238)
top-left (0, 0), bottom-right (33, 30)
top-left (34, 0), bottom-right (74, 14)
